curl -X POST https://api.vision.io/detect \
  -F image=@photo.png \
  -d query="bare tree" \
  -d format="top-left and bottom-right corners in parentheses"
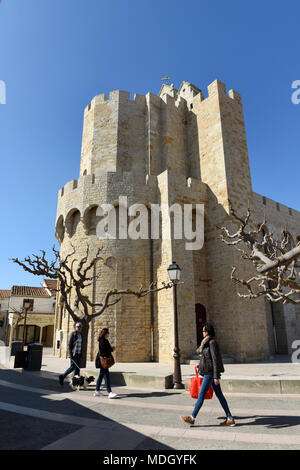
top-left (11, 245), bottom-right (174, 366)
top-left (219, 203), bottom-right (300, 305)
top-left (7, 307), bottom-right (25, 342)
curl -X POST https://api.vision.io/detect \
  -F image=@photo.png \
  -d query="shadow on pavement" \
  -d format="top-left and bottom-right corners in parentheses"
top-left (192, 414), bottom-right (300, 430)
top-left (0, 368), bottom-right (173, 450)
top-left (116, 391), bottom-right (179, 399)
top-left (230, 414), bottom-right (300, 429)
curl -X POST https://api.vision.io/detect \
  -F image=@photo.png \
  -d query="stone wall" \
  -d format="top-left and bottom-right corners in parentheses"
top-left (253, 192), bottom-right (300, 354)
top-left (192, 79), bottom-right (270, 361)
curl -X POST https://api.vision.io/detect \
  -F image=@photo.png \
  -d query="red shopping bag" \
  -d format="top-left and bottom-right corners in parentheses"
top-left (189, 366), bottom-right (214, 399)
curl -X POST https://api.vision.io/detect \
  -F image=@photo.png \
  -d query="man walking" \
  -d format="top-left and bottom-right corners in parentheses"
top-left (59, 322), bottom-right (83, 386)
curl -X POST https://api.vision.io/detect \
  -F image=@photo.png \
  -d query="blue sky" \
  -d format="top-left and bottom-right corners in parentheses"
top-left (0, 0), bottom-right (299, 289)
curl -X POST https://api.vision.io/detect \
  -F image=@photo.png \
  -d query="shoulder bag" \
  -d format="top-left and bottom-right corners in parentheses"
top-left (100, 354), bottom-right (115, 369)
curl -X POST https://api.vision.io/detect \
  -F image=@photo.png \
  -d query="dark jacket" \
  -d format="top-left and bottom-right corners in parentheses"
top-left (198, 338), bottom-right (224, 379)
top-left (68, 331), bottom-right (82, 358)
top-left (99, 337), bottom-right (113, 358)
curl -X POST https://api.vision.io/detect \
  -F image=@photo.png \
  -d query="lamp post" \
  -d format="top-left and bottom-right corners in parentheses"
top-left (167, 261), bottom-right (184, 389)
top-left (22, 299), bottom-right (31, 350)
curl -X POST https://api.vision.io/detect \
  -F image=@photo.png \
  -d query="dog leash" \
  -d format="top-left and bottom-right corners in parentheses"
top-left (71, 358), bottom-right (81, 371)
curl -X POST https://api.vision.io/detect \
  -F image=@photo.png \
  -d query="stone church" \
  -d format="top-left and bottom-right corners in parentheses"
top-left (53, 79), bottom-right (300, 363)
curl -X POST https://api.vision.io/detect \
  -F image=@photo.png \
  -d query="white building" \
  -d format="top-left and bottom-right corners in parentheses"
top-left (0, 290), bottom-right (11, 343)
top-left (3, 279), bottom-right (58, 347)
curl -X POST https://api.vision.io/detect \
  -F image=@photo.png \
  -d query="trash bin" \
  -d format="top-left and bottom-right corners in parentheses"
top-left (27, 343), bottom-right (43, 371)
top-left (14, 350), bottom-right (28, 368)
top-left (11, 340), bottom-right (23, 357)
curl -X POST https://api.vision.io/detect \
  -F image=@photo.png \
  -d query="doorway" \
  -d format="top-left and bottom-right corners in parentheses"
top-left (195, 303), bottom-right (207, 347)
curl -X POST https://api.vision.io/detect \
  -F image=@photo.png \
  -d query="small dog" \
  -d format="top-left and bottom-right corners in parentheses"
top-left (71, 374), bottom-right (95, 391)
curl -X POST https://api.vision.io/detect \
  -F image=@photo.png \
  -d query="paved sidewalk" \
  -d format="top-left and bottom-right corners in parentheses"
top-left (1, 365), bottom-right (300, 450)
top-left (2, 347), bottom-right (300, 393)
top-left (41, 348), bottom-right (300, 377)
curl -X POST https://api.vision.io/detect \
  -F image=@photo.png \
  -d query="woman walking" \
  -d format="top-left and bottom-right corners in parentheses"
top-left (181, 323), bottom-right (235, 426)
top-left (94, 328), bottom-right (117, 399)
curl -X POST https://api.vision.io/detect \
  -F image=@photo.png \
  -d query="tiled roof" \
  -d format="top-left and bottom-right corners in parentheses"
top-left (11, 286), bottom-right (51, 298)
top-left (0, 290), bottom-right (11, 299)
top-left (43, 279), bottom-right (59, 293)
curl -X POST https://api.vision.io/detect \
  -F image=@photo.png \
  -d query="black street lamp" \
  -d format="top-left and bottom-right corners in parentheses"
top-left (167, 261), bottom-right (184, 389)
top-left (22, 299), bottom-right (31, 349)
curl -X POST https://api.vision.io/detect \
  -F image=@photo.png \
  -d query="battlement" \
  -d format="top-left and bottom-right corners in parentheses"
top-left (83, 80), bottom-right (242, 117)
top-left (59, 173), bottom-right (95, 199)
top-left (57, 170), bottom-right (206, 221)
top-left (253, 192), bottom-right (300, 220)
top-left (56, 170), bottom-right (156, 220)
top-left (84, 90), bottom-right (147, 115)
top-left (159, 92), bottom-right (186, 112)
top-left (78, 79), bottom-right (248, 203)
top-left (196, 79), bottom-right (242, 105)
top-left (145, 91), bottom-right (162, 108)
top-left (58, 171), bottom-right (142, 199)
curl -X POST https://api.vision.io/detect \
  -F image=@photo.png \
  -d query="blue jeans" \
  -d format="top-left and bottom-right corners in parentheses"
top-left (96, 366), bottom-right (112, 393)
top-left (62, 353), bottom-right (81, 379)
top-left (192, 374), bottom-right (233, 420)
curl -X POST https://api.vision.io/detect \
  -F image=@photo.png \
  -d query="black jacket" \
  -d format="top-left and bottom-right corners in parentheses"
top-left (198, 338), bottom-right (224, 379)
top-left (98, 337), bottom-right (113, 358)
top-left (68, 331), bottom-right (82, 358)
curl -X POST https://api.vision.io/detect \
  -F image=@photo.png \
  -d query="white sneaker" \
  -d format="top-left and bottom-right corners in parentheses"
top-left (108, 392), bottom-right (117, 399)
top-left (93, 391), bottom-right (103, 397)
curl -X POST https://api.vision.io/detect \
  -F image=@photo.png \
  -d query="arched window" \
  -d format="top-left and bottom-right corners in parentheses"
top-left (55, 215), bottom-right (65, 243)
top-left (66, 209), bottom-right (81, 237)
top-left (83, 205), bottom-right (100, 235)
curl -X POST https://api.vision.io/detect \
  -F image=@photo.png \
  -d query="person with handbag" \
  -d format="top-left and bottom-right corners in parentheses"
top-left (94, 328), bottom-right (117, 399)
top-left (181, 322), bottom-right (235, 426)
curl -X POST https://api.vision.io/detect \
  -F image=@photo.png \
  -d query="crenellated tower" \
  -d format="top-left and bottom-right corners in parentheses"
top-left (53, 79), bottom-right (279, 364)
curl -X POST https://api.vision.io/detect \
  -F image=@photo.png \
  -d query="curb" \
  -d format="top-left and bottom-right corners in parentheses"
top-left (185, 377), bottom-right (300, 394)
top-left (85, 369), bottom-right (174, 389)
top-left (85, 368), bottom-right (300, 394)
top-left (2, 358), bottom-right (300, 394)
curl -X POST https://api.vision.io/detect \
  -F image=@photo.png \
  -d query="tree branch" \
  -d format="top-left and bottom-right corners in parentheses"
top-left (220, 202), bottom-right (300, 305)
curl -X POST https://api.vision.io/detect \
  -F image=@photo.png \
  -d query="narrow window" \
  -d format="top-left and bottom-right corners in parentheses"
top-left (23, 299), bottom-right (34, 311)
